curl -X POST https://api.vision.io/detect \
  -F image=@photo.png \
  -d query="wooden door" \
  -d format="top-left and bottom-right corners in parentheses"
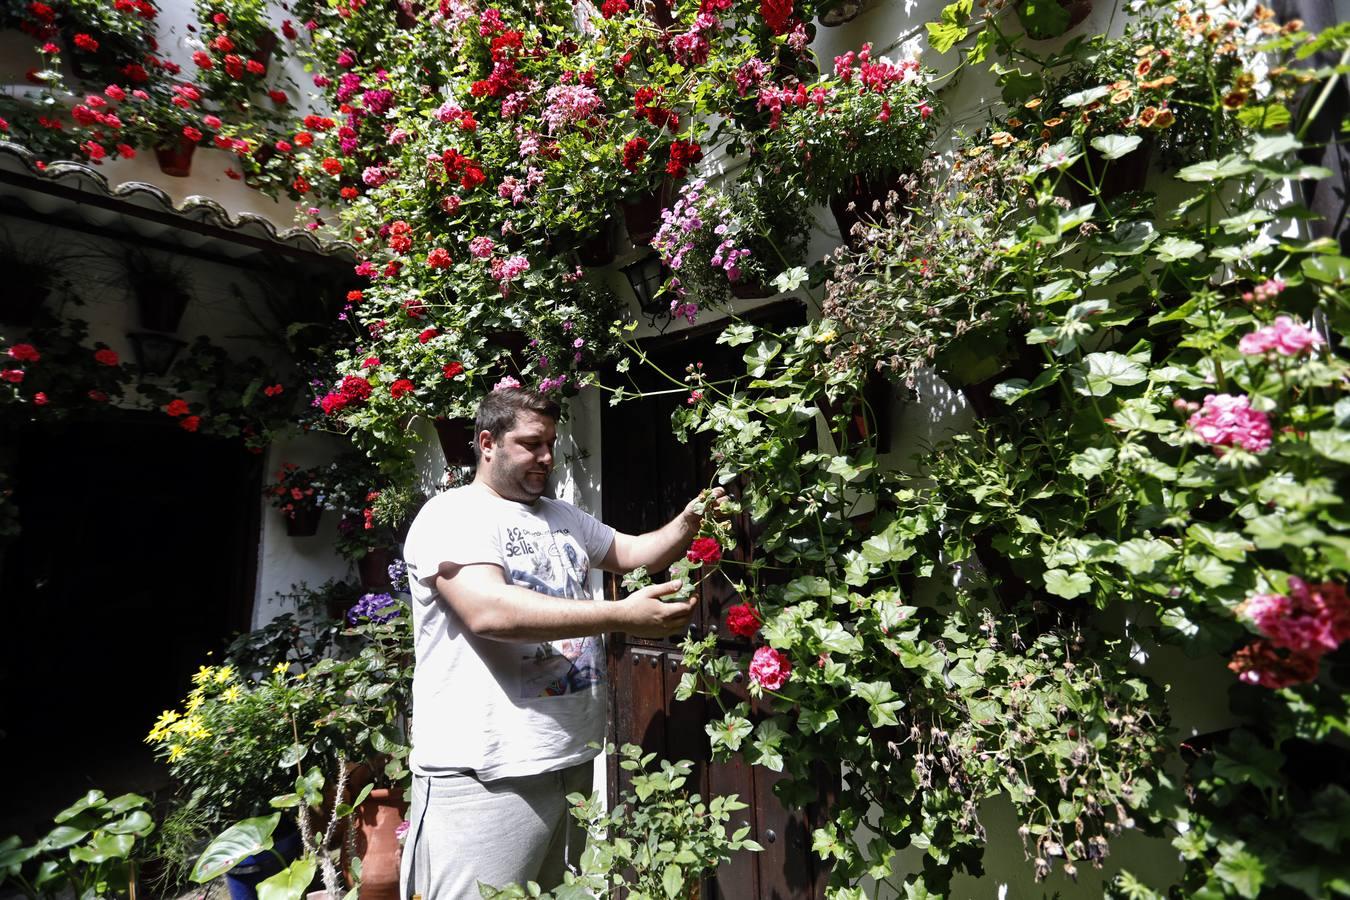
top-left (601, 304), bottom-right (827, 899)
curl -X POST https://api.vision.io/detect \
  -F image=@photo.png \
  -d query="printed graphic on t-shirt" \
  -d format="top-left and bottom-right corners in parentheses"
top-left (507, 524), bottom-right (606, 698)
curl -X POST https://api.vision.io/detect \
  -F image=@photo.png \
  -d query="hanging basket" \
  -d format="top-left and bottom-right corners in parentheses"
top-left (136, 286), bottom-right (190, 333)
top-left (621, 181), bottom-right (677, 246)
top-left (729, 278), bottom-right (772, 300)
top-left (154, 137), bottom-right (197, 178)
top-left (1067, 138), bottom-right (1152, 207)
top-left (434, 417), bottom-right (477, 467)
top-left (358, 547), bottom-right (396, 591)
top-left (250, 29), bottom-right (279, 74)
top-left (828, 173), bottom-right (908, 249)
top-left (577, 219), bottom-right (617, 267)
top-left (819, 0), bottom-right (870, 26)
top-left (285, 506), bottom-right (323, 537)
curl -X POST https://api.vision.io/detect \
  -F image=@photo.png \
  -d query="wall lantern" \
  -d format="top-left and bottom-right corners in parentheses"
top-left (128, 331), bottom-right (186, 377)
top-left (620, 252), bottom-right (671, 326)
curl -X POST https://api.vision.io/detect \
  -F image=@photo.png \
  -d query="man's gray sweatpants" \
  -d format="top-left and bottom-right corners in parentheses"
top-left (399, 761), bottom-right (592, 900)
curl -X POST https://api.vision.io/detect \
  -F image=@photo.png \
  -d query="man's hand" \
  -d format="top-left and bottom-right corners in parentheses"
top-left (683, 486), bottom-right (729, 523)
top-left (616, 579), bottom-right (698, 638)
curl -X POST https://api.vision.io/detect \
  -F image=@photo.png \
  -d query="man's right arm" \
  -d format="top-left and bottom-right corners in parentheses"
top-left (435, 561), bottom-right (697, 642)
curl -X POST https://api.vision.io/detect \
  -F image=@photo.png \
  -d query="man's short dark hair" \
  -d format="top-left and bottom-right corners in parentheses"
top-left (473, 388), bottom-right (561, 462)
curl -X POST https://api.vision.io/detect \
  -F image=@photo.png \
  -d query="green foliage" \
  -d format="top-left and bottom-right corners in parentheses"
top-left (0, 790), bottom-right (154, 900)
top-left (480, 744), bottom-right (761, 900)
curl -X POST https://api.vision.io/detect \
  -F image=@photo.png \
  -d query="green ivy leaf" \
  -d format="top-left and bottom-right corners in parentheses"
top-left (743, 339), bottom-right (782, 378)
top-left (1068, 447), bottom-right (1115, 480)
top-left (1043, 569), bottom-right (1092, 599)
top-left (1187, 524), bottom-right (1252, 562)
top-left (1234, 104), bottom-right (1291, 130)
top-left (1115, 538), bottom-right (1175, 575)
top-left (1214, 845), bottom-right (1266, 899)
top-left (1184, 554), bottom-right (1233, 588)
top-left (850, 680), bottom-right (906, 726)
top-left (925, 0), bottom-right (974, 53)
top-left (1310, 429), bottom-right (1350, 463)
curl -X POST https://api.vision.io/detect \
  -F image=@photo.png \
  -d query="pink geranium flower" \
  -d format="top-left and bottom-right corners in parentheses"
top-left (748, 646), bottom-right (792, 690)
top-left (1187, 394), bottom-right (1273, 453)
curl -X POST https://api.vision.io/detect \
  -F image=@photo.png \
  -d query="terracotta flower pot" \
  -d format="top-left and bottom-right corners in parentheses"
top-left (433, 417), bottom-right (477, 467)
top-left (577, 219), bottom-right (616, 267)
top-left (729, 278), bottom-right (772, 300)
top-left (285, 505), bottom-right (322, 537)
top-left (819, 0), bottom-right (868, 26)
top-left (154, 138), bottom-right (197, 178)
top-left (389, 0), bottom-right (421, 28)
top-left (343, 788), bottom-right (407, 900)
top-left (622, 181), bottom-right (677, 246)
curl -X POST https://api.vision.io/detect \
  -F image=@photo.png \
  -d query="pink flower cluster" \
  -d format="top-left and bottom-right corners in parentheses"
top-left (733, 58), bottom-right (769, 97)
top-left (1240, 278), bottom-right (1285, 304)
top-left (1238, 316), bottom-right (1324, 357)
top-left (540, 84), bottom-right (602, 134)
top-left (749, 646), bottom-right (791, 691)
top-left (1230, 578), bottom-right (1349, 689)
top-left (490, 255), bottom-right (530, 294)
top-left (1187, 393), bottom-right (1273, 453)
top-left (468, 236), bottom-right (495, 258)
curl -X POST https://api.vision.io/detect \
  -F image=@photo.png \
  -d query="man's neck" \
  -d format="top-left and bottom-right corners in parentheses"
top-left (473, 473), bottom-right (540, 507)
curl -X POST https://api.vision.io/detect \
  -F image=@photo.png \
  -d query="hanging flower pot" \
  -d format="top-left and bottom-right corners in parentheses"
top-left (1067, 138), bottom-right (1153, 207)
top-left (819, 0), bottom-right (869, 26)
top-left (729, 278), bottom-right (772, 300)
top-left (136, 286), bottom-right (191, 333)
top-left (285, 505), bottom-right (323, 537)
top-left (389, 0), bottom-right (421, 28)
top-left (358, 547), bottom-right (396, 591)
top-left (434, 417), bottom-right (477, 467)
top-left (154, 137), bottom-right (197, 178)
top-left (577, 218), bottom-right (617, 267)
top-left (250, 29), bottom-right (279, 74)
top-left (646, 0), bottom-right (674, 28)
top-left (341, 787), bottom-right (407, 900)
top-left (622, 181), bottom-right (676, 246)
top-left (1015, 0), bottom-right (1093, 39)
top-left (828, 173), bottom-right (908, 249)
top-left (61, 29), bottom-right (116, 81)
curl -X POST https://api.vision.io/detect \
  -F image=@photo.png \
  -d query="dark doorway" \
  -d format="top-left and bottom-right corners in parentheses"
top-left (0, 413), bottom-right (261, 837)
top-left (602, 302), bottom-right (828, 900)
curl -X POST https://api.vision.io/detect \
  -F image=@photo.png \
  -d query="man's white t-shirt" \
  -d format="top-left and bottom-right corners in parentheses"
top-left (402, 482), bottom-right (616, 781)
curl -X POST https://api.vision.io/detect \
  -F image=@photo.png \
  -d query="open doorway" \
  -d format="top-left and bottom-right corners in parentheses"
top-left (0, 413), bottom-right (261, 837)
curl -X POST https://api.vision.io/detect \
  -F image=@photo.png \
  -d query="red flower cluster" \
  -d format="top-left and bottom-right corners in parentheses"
top-left (320, 375), bottom-right (373, 414)
top-left (418, 328), bottom-right (439, 343)
top-left (760, 0), bottom-right (794, 34)
top-left (164, 398), bottom-right (191, 417)
top-left (621, 137), bottom-right (649, 173)
top-left (388, 220), bottom-right (413, 253)
top-left (389, 378), bottom-right (415, 398)
top-left (1231, 578), bottom-right (1350, 688)
top-left (725, 603), bottom-right (762, 638)
top-left (634, 87), bottom-right (679, 131)
top-left (72, 33), bottom-right (99, 52)
top-left (666, 140), bottom-right (702, 179)
top-left (600, 0), bottom-right (630, 16)
top-left (686, 536), bottom-right (722, 565)
top-left (438, 148), bottom-right (486, 190)
top-left (94, 348), bottom-right (119, 366)
top-left (180, 415), bottom-right (202, 432)
top-left (426, 247), bottom-right (452, 269)
top-left (443, 361), bottom-right (465, 379)
top-left (263, 383), bottom-right (284, 397)
top-left (7, 343), bottom-right (40, 363)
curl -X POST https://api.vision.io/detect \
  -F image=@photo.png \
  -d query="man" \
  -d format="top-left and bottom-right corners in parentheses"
top-left (399, 387), bottom-right (721, 899)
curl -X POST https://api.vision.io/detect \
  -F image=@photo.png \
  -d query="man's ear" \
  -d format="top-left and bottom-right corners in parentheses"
top-left (477, 429), bottom-right (494, 460)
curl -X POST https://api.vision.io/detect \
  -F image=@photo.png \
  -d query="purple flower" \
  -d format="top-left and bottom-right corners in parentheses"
top-left (387, 557), bottom-right (409, 587)
top-left (347, 592), bottom-right (400, 624)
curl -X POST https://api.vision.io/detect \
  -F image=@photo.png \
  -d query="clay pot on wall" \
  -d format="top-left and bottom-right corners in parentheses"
top-left (1067, 139), bottom-right (1153, 207)
top-left (829, 173), bottom-right (908, 249)
top-left (250, 29), bottom-right (279, 74)
top-left (343, 788), bottom-right (407, 900)
top-left (154, 137), bottom-right (197, 178)
top-left (358, 547), bottom-right (396, 591)
top-left (434, 417), bottom-right (477, 468)
top-left (1015, 0), bottom-right (1093, 39)
top-left (285, 505), bottom-right (323, 537)
top-left (622, 181), bottom-right (677, 246)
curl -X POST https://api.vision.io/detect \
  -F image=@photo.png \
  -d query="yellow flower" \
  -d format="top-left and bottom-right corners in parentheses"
top-left (192, 665), bottom-right (215, 686)
top-left (167, 745), bottom-right (186, 762)
top-left (814, 328), bottom-right (837, 344)
top-left (214, 665), bottom-right (236, 684)
top-left (146, 709), bottom-right (181, 743)
top-left (1024, 98), bottom-right (1043, 110)
top-left (272, 662), bottom-right (291, 675)
top-left (221, 685), bottom-right (242, 703)
top-left (185, 693), bottom-right (205, 713)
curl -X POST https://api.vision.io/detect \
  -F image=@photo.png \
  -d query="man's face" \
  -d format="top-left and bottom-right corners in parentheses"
top-left (482, 409), bottom-right (557, 503)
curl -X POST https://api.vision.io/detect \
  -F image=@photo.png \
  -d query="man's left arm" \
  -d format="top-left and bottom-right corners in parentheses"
top-left (599, 487), bottom-right (726, 573)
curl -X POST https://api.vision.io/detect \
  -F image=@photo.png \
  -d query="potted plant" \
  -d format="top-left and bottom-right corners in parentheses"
top-left (0, 234), bottom-right (69, 326)
top-left (754, 43), bottom-right (939, 246)
top-left (264, 463), bottom-right (328, 536)
top-left (652, 177), bottom-right (809, 311)
top-left (123, 250), bottom-right (193, 332)
top-left (57, 0), bottom-right (158, 84)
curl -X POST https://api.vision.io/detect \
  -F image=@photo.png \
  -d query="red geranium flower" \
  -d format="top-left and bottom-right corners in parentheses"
top-left (443, 361), bottom-right (465, 379)
top-left (426, 247), bottom-right (452, 269)
top-left (182, 125), bottom-right (203, 142)
top-left (72, 33), bottom-right (99, 52)
top-left (263, 384), bottom-right (284, 397)
top-left (621, 137), bottom-right (649, 173)
top-left (191, 50), bottom-right (213, 69)
top-left (686, 536), bottom-right (722, 565)
top-left (390, 378), bottom-right (415, 398)
top-left (7, 343), bottom-right (40, 362)
top-left (418, 328), bottom-right (439, 344)
top-left (1, 369), bottom-right (24, 383)
top-left (164, 398), bottom-right (190, 417)
top-left (94, 348), bottom-right (119, 366)
top-left (33, 392), bottom-right (48, 406)
top-left (88, 390), bottom-right (109, 402)
top-left (269, 90), bottom-right (289, 104)
top-left (725, 603), bottom-right (762, 638)
top-left (180, 415), bottom-right (202, 432)
top-left (346, 289), bottom-right (364, 303)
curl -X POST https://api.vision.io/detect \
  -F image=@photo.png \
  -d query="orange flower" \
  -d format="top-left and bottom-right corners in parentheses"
top-left (1024, 97), bottom-right (1043, 110)
top-left (1282, 18), bottom-right (1303, 32)
top-left (990, 131), bottom-right (1015, 147)
top-left (1044, 116), bottom-right (1064, 127)
top-left (1135, 58), bottom-right (1152, 77)
top-left (1110, 89), bottom-right (1134, 105)
top-left (1222, 91), bottom-right (1248, 109)
top-left (1153, 107), bottom-right (1175, 128)
top-left (1137, 105), bottom-right (1159, 127)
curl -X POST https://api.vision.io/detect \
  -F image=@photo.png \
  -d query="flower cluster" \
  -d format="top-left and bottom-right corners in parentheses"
top-left (1186, 393), bottom-right (1273, 454)
top-left (264, 463), bottom-right (325, 519)
top-left (347, 591), bottom-right (401, 624)
top-left (748, 645), bottom-right (791, 690)
top-left (725, 603), bottom-right (761, 638)
top-left (1231, 578), bottom-right (1350, 688)
top-left (319, 375), bottom-right (373, 415)
top-left (1238, 316), bottom-right (1324, 357)
top-left (686, 536), bottom-right (723, 565)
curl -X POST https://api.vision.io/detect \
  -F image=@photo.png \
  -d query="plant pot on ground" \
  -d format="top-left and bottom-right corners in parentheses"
top-left (341, 788), bottom-right (407, 900)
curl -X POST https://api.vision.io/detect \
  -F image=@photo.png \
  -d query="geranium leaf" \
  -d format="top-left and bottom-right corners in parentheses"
top-left (1090, 134), bottom-right (1142, 160)
top-left (1043, 569), bottom-right (1091, 598)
